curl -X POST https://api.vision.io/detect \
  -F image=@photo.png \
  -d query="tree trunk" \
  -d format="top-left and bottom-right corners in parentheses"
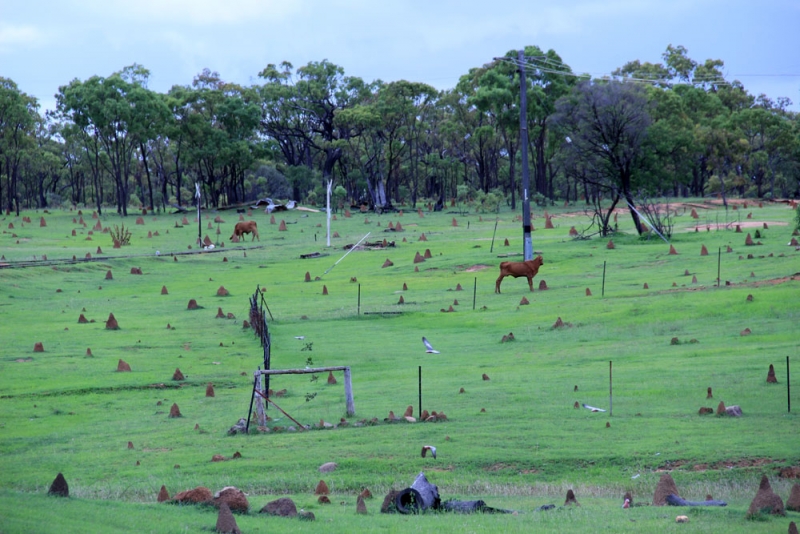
top-left (140, 142), bottom-right (154, 210)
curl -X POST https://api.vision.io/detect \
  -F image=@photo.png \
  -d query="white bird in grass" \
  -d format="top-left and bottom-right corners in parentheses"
top-left (421, 445), bottom-right (437, 459)
top-left (422, 337), bottom-right (440, 354)
top-left (581, 403), bottom-right (607, 412)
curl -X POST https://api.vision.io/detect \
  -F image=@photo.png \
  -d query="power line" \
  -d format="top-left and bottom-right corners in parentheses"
top-left (498, 56), bottom-right (734, 88)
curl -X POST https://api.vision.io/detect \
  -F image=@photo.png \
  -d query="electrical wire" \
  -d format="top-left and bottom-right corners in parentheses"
top-left (497, 56), bottom-right (733, 88)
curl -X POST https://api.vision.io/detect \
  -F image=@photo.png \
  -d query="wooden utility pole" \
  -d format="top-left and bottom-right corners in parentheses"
top-left (518, 50), bottom-right (533, 261)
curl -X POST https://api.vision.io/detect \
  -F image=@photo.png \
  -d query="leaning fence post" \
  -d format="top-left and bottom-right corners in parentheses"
top-left (344, 367), bottom-right (356, 416)
top-left (602, 261), bottom-right (607, 297)
top-left (245, 367), bottom-right (259, 433)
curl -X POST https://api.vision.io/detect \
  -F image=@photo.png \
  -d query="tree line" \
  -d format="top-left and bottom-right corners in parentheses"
top-left (1, 44), bottom-right (798, 235)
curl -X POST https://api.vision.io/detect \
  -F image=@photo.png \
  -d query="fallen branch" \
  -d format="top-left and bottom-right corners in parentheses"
top-left (252, 389), bottom-right (306, 431)
top-left (666, 494), bottom-right (727, 507)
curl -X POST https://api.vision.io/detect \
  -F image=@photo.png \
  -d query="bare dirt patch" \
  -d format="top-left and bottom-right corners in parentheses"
top-left (658, 457), bottom-right (783, 472)
top-left (465, 264), bottom-right (491, 272)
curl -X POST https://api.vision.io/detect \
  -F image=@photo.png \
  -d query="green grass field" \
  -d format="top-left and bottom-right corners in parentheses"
top-left (1, 200), bottom-right (798, 533)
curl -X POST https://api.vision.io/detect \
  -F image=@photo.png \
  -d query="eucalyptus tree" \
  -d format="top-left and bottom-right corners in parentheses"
top-left (117, 65), bottom-right (171, 211)
top-left (257, 60), bottom-right (373, 203)
top-left (53, 121), bottom-right (90, 206)
top-left (0, 77), bottom-right (39, 214)
top-left (446, 79), bottom-right (502, 195)
top-left (334, 97), bottom-right (385, 206)
top-left (553, 80), bottom-right (654, 235)
top-left (56, 65), bottom-right (168, 215)
top-left (696, 114), bottom-right (747, 206)
top-left (468, 61), bottom-right (521, 208)
top-left (177, 69), bottom-right (261, 208)
top-left (365, 80), bottom-right (438, 208)
top-left (732, 100), bottom-right (794, 198)
top-left (24, 119), bottom-right (64, 209)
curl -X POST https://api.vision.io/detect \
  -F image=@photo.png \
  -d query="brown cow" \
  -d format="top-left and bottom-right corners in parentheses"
top-left (231, 221), bottom-right (259, 241)
top-left (495, 255), bottom-right (544, 293)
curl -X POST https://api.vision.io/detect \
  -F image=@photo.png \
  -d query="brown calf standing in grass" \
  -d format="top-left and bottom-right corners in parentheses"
top-left (495, 255), bottom-right (544, 293)
top-left (231, 221), bottom-right (259, 241)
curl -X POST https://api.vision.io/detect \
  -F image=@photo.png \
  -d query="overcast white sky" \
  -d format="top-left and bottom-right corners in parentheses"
top-left (2, 0), bottom-right (799, 113)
